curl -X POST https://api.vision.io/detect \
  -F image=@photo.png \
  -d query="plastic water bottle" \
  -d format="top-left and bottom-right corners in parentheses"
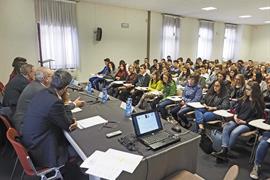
top-left (125, 98), bottom-right (132, 117)
top-left (86, 82), bottom-right (93, 94)
top-left (101, 88), bottom-right (108, 103)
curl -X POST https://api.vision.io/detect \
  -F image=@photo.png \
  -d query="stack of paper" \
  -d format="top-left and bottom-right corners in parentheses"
top-left (80, 149), bottom-right (143, 180)
top-left (166, 96), bottom-right (182, 102)
top-left (213, 110), bottom-right (234, 118)
top-left (111, 81), bottom-right (125, 85)
top-left (77, 116), bottom-right (108, 129)
top-left (187, 102), bottom-right (205, 109)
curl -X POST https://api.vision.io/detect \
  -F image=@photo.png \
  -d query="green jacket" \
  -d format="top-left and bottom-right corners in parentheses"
top-left (148, 80), bottom-right (164, 91)
top-left (163, 80), bottom-right (177, 98)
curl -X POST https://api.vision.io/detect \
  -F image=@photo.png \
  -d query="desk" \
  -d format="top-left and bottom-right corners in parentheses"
top-left (65, 91), bottom-right (201, 180)
top-left (248, 119), bottom-right (270, 163)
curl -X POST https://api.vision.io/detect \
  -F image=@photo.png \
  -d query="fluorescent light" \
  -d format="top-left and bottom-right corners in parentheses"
top-left (259, 6), bottom-right (270, 10)
top-left (239, 15), bottom-right (252, 18)
top-left (265, 21), bottom-right (270, 24)
top-left (202, 7), bottom-right (217, 11)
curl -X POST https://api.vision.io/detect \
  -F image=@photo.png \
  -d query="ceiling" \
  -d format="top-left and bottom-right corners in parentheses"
top-left (81, 0), bottom-right (270, 25)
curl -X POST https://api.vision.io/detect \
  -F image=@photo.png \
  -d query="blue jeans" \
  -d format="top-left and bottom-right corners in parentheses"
top-left (221, 121), bottom-right (250, 148)
top-left (255, 132), bottom-right (270, 165)
top-left (194, 108), bottom-right (217, 125)
top-left (177, 106), bottom-right (194, 124)
top-left (158, 99), bottom-right (174, 119)
top-left (89, 77), bottom-right (104, 90)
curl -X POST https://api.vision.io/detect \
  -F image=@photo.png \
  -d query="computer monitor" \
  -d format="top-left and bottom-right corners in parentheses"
top-left (131, 110), bottom-right (163, 137)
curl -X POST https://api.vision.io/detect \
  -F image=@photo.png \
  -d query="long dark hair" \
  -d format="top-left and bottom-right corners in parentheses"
top-left (151, 70), bottom-right (160, 83)
top-left (207, 80), bottom-right (227, 97)
top-left (243, 81), bottom-right (265, 116)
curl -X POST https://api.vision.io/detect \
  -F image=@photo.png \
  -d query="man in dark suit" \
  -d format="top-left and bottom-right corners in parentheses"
top-left (22, 69), bottom-right (77, 168)
top-left (12, 67), bottom-right (53, 132)
top-left (3, 64), bottom-right (35, 111)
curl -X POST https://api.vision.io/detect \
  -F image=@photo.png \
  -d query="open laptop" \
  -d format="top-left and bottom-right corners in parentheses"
top-left (131, 110), bottom-right (181, 150)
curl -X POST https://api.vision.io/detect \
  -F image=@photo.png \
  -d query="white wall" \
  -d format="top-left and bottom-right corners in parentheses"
top-left (77, 2), bottom-right (147, 81)
top-left (0, 0), bottom-right (263, 83)
top-left (250, 24), bottom-right (270, 62)
top-left (0, 0), bottom-right (38, 84)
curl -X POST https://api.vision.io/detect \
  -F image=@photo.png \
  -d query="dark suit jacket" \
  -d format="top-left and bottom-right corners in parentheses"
top-left (3, 74), bottom-right (29, 108)
top-left (135, 73), bottom-right (151, 87)
top-left (12, 81), bottom-right (46, 132)
top-left (22, 88), bottom-right (72, 168)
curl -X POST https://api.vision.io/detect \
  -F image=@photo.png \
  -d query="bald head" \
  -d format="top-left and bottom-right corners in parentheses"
top-left (35, 67), bottom-right (53, 87)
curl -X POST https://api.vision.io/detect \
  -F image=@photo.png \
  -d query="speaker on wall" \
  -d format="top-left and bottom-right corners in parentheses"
top-left (96, 27), bottom-right (102, 41)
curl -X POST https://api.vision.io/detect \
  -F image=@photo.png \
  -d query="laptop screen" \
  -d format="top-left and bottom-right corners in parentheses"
top-left (131, 111), bottom-right (163, 136)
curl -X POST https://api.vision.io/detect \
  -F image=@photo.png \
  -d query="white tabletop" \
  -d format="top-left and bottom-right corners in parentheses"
top-left (166, 96), bottom-right (182, 102)
top-left (248, 119), bottom-right (270, 131)
top-left (213, 110), bottom-right (234, 118)
top-left (267, 138), bottom-right (270, 143)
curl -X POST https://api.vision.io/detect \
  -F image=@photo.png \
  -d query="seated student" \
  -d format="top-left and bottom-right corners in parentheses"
top-left (89, 58), bottom-right (110, 90)
top-left (153, 73), bottom-right (177, 117)
top-left (129, 64), bottom-right (151, 105)
top-left (107, 63), bottom-right (128, 95)
top-left (98, 61), bottom-right (116, 89)
top-left (22, 69), bottom-right (78, 168)
top-left (226, 69), bottom-right (238, 87)
top-left (133, 59), bottom-right (140, 74)
top-left (170, 60), bottom-right (180, 76)
top-left (253, 71), bottom-right (268, 98)
top-left (170, 74), bottom-right (202, 128)
top-left (136, 71), bottom-right (164, 109)
top-left (119, 64), bottom-right (150, 102)
top-left (9, 57), bottom-right (27, 82)
top-left (264, 76), bottom-right (270, 109)
top-left (213, 81), bottom-right (265, 161)
top-left (250, 131), bottom-right (270, 179)
top-left (230, 74), bottom-right (245, 108)
top-left (114, 65), bottom-right (138, 98)
top-left (3, 64), bottom-right (35, 112)
top-left (178, 66), bottom-right (190, 86)
top-left (206, 65), bottom-right (221, 88)
top-left (194, 80), bottom-right (230, 134)
top-left (150, 59), bottom-right (158, 73)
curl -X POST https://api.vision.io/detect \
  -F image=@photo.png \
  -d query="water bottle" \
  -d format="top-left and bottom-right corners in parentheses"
top-left (101, 88), bottom-right (108, 103)
top-left (125, 97), bottom-right (132, 117)
top-left (86, 82), bottom-right (93, 94)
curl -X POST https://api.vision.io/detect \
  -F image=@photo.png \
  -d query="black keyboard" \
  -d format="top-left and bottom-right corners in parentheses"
top-left (142, 131), bottom-right (171, 145)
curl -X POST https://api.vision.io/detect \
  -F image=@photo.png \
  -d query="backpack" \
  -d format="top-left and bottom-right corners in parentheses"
top-left (199, 129), bottom-right (222, 154)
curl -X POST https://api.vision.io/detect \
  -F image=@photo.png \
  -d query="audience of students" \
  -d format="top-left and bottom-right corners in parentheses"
top-left (1, 56), bottom-right (270, 179)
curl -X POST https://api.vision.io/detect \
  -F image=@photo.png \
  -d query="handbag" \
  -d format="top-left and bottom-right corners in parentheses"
top-left (210, 129), bottom-right (222, 152)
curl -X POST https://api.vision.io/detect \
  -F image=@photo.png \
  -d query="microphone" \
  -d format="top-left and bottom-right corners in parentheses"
top-left (67, 84), bottom-right (84, 91)
top-left (79, 92), bottom-right (100, 103)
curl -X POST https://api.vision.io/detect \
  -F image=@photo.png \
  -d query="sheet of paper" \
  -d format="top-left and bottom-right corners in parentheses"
top-left (150, 91), bottom-right (162, 96)
top-left (81, 151), bottom-right (122, 180)
top-left (80, 150), bottom-right (105, 168)
top-left (166, 96), bottom-right (182, 102)
top-left (120, 102), bottom-right (134, 111)
top-left (267, 138), bottom-right (270, 143)
top-left (71, 107), bottom-right (82, 113)
top-left (111, 81), bottom-right (125, 85)
top-left (77, 116), bottom-right (108, 129)
top-left (177, 85), bottom-right (185, 90)
top-left (106, 149), bottom-right (143, 173)
top-left (135, 87), bottom-right (148, 91)
top-left (213, 110), bottom-right (234, 118)
top-left (187, 102), bottom-right (205, 109)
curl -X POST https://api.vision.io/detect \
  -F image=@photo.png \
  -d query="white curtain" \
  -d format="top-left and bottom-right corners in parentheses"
top-left (197, 20), bottom-right (214, 60)
top-left (222, 24), bottom-right (237, 61)
top-left (35, 0), bottom-right (79, 69)
top-left (162, 15), bottom-right (180, 60)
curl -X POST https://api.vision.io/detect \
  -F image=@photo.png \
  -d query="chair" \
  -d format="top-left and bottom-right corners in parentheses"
top-left (6, 128), bottom-right (63, 180)
top-left (0, 115), bottom-right (12, 155)
top-left (163, 165), bottom-right (239, 180)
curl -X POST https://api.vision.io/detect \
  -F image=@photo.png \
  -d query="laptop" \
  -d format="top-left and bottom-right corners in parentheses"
top-left (131, 110), bottom-right (181, 150)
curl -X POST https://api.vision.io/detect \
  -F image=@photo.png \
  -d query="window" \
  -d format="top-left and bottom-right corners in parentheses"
top-left (35, 0), bottom-right (79, 69)
top-left (222, 24), bottom-right (237, 61)
top-left (162, 15), bottom-right (180, 60)
top-left (197, 21), bottom-right (214, 60)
